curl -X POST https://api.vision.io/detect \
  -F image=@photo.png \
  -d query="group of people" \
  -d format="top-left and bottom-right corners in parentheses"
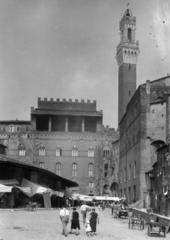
top-left (59, 204), bottom-right (99, 237)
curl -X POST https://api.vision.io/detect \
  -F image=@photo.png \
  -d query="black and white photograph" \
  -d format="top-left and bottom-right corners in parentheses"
top-left (0, 0), bottom-right (170, 239)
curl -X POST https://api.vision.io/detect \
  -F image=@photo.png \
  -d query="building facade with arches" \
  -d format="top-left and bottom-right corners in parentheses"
top-left (0, 98), bottom-right (119, 196)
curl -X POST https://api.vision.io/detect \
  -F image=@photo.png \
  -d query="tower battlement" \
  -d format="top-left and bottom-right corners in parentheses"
top-left (37, 97), bottom-right (97, 112)
top-left (37, 97), bottom-right (96, 104)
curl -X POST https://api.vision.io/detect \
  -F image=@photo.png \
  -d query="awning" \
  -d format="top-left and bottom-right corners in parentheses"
top-left (93, 196), bottom-right (120, 201)
top-left (0, 184), bottom-right (12, 193)
top-left (21, 178), bottom-right (51, 197)
top-left (52, 191), bottom-right (64, 198)
top-left (14, 186), bottom-right (32, 197)
top-left (72, 193), bottom-right (93, 201)
top-left (0, 179), bottom-right (19, 186)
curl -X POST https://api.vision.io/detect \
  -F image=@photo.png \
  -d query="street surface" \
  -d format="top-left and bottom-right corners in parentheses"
top-left (0, 208), bottom-right (169, 240)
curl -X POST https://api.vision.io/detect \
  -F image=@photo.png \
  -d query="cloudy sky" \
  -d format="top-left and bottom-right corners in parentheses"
top-left (0, 0), bottom-right (170, 128)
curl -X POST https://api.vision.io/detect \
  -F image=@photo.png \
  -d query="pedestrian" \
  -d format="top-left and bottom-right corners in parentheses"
top-left (80, 204), bottom-right (91, 224)
top-left (59, 205), bottom-right (70, 237)
top-left (85, 218), bottom-right (92, 236)
top-left (89, 208), bottom-right (99, 235)
top-left (110, 202), bottom-right (115, 216)
top-left (70, 207), bottom-right (80, 235)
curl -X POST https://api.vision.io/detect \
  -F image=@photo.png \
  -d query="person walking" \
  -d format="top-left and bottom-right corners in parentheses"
top-left (70, 207), bottom-right (80, 235)
top-left (80, 204), bottom-right (91, 224)
top-left (110, 202), bottom-right (114, 216)
top-left (89, 208), bottom-right (99, 235)
top-left (59, 205), bottom-right (70, 237)
top-left (85, 217), bottom-right (92, 236)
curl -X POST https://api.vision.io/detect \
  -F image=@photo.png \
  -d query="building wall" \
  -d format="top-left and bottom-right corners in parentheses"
top-left (119, 77), bottom-right (170, 206)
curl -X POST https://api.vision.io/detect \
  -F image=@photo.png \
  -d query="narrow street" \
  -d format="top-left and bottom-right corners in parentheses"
top-left (0, 208), bottom-right (169, 240)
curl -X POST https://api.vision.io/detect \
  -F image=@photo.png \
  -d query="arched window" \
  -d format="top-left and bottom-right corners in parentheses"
top-left (134, 161), bottom-right (136, 179)
top-left (88, 147), bottom-right (94, 157)
top-left (128, 28), bottom-right (132, 42)
top-left (133, 185), bottom-right (136, 202)
top-left (104, 163), bottom-right (109, 178)
top-left (56, 162), bottom-right (62, 176)
top-left (18, 144), bottom-right (26, 156)
top-left (72, 146), bottom-right (78, 157)
top-left (89, 182), bottom-right (94, 189)
top-left (88, 163), bottom-right (94, 177)
top-left (72, 163), bottom-right (77, 177)
top-left (8, 125), bottom-right (16, 133)
top-left (103, 146), bottom-right (112, 160)
top-left (39, 161), bottom-right (44, 168)
top-left (129, 164), bottom-right (131, 180)
top-left (56, 147), bottom-right (62, 157)
top-left (38, 145), bottom-right (46, 156)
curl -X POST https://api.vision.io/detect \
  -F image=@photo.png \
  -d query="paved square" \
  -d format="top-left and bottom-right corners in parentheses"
top-left (0, 208), bottom-right (169, 240)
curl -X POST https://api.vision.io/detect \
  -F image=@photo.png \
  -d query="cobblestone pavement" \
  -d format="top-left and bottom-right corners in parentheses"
top-left (0, 208), bottom-right (169, 240)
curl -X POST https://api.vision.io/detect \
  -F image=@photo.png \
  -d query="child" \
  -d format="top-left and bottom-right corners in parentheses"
top-left (85, 218), bottom-right (92, 236)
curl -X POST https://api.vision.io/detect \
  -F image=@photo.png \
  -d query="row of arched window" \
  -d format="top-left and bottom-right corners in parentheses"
top-left (18, 145), bottom-right (95, 158)
top-left (40, 162), bottom-right (94, 178)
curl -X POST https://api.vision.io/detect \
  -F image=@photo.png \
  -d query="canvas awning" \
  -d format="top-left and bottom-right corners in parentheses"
top-left (93, 196), bottom-right (120, 201)
top-left (0, 179), bottom-right (19, 186)
top-left (0, 184), bottom-right (12, 193)
top-left (21, 178), bottom-right (51, 197)
top-left (14, 186), bottom-right (32, 197)
top-left (51, 190), bottom-right (64, 198)
top-left (71, 193), bottom-right (93, 201)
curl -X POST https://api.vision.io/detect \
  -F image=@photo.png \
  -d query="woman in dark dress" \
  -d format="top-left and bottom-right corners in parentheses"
top-left (70, 207), bottom-right (80, 235)
top-left (89, 208), bottom-right (99, 235)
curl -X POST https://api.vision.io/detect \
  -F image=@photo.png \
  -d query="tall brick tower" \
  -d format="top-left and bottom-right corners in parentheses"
top-left (116, 8), bottom-right (139, 123)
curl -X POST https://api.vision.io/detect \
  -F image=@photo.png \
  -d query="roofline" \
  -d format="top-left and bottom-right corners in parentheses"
top-left (119, 75), bottom-right (170, 125)
top-left (0, 154), bottom-right (78, 187)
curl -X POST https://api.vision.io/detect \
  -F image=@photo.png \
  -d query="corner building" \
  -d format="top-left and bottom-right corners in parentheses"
top-left (119, 76), bottom-right (170, 206)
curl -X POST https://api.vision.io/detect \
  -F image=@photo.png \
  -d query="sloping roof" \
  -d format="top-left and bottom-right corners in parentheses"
top-left (0, 154), bottom-right (78, 188)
